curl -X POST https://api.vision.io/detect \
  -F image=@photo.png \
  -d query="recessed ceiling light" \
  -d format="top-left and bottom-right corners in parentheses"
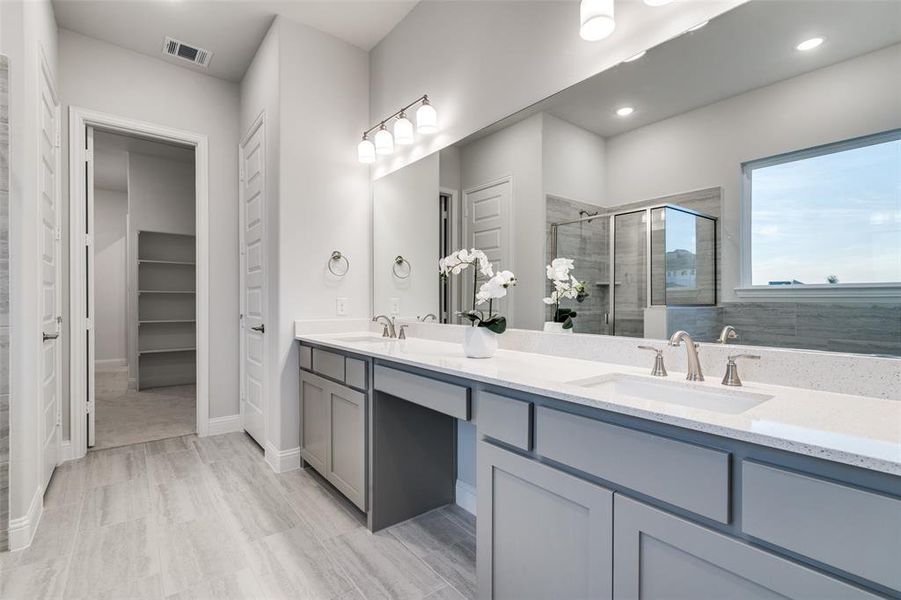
top-left (686, 20), bottom-right (708, 32)
top-left (616, 106), bottom-right (635, 117)
top-left (796, 37), bottom-right (824, 51)
top-left (623, 50), bottom-right (647, 63)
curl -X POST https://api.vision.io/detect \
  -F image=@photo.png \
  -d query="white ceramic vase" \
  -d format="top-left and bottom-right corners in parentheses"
top-left (543, 321), bottom-right (573, 334)
top-left (463, 327), bottom-right (498, 358)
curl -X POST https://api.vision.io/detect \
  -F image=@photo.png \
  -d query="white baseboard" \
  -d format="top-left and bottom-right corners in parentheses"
top-left (95, 358), bottom-right (127, 369)
top-left (265, 442), bottom-right (301, 473)
top-left (9, 486), bottom-right (44, 550)
top-left (207, 414), bottom-right (243, 436)
top-left (455, 479), bottom-right (477, 516)
top-left (58, 440), bottom-right (84, 463)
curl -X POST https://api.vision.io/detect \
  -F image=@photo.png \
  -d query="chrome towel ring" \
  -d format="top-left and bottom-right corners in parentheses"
top-left (393, 255), bottom-right (412, 279)
top-left (328, 251), bottom-right (350, 277)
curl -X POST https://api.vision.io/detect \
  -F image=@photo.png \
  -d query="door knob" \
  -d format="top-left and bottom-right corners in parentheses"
top-left (251, 325), bottom-right (265, 333)
top-left (43, 332), bottom-right (60, 342)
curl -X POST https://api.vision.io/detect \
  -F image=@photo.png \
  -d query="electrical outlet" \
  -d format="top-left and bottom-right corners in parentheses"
top-left (390, 297), bottom-right (401, 315)
top-left (336, 297), bottom-right (348, 316)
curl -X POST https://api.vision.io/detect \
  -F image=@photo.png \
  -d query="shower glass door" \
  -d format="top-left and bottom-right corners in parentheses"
top-left (611, 210), bottom-right (647, 337)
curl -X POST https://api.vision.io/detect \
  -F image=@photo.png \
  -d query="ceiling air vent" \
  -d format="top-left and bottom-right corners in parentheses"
top-left (162, 36), bottom-right (213, 68)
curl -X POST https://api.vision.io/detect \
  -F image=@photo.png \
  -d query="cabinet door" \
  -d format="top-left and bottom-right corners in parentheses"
top-left (299, 371), bottom-right (330, 474)
top-left (327, 382), bottom-right (366, 511)
top-left (613, 495), bottom-right (879, 600)
top-left (477, 441), bottom-right (613, 600)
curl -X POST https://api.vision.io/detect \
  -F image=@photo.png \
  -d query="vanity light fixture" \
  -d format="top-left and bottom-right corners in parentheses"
top-left (357, 94), bottom-right (437, 162)
top-left (796, 37), bottom-right (824, 51)
top-left (685, 20), bottom-right (709, 32)
top-left (623, 50), bottom-right (647, 63)
top-left (357, 133), bottom-right (376, 164)
top-left (394, 112), bottom-right (414, 145)
top-left (616, 106), bottom-right (635, 117)
top-left (580, 0), bottom-right (616, 41)
top-left (374, 123), bottom-right (394, 155)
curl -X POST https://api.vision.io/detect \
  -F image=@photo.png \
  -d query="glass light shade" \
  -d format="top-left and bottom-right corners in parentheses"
top-left (374, 126), bottom-right (394, 155)
top-left (416, 102), bottom-right (438, 134)
top-left (580, 0), bottom-right (615, 41)
top-left (357, 138), bottom-right (375, 163)
top-left (394, 115), bottom-right (414, 145)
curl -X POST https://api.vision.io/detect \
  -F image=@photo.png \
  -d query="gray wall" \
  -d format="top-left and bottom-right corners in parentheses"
top-left (0, 54), bottom-right (9, 552)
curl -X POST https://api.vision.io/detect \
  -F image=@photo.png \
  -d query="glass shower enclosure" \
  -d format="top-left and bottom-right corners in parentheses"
top-left (550, 204), bottom-right (717, 337)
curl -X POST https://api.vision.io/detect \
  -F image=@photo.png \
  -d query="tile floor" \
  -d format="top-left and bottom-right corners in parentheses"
top-left (0, 432), bottom-right (476, 600)
top-left (93, 367), bottom-right (196, 450)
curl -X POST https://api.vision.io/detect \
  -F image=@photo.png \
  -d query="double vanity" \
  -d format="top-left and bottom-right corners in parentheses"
top-left (296, 327), bottom-right (901, 600)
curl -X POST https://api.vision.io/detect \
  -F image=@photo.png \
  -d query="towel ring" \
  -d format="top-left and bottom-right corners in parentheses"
top-left (328, 251), bottom-right (350, 277)
top-left (393, 255), bottom-right (412, 279)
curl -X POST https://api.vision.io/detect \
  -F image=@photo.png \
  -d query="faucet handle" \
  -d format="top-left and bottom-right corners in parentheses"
top-left (380, 324), bottom-right (390, 337)
top-left (637, 346), bottom-right (667, 377)
top-left (397, 325), bottom-right (408, 339)
top-left (722, 354), bottom-right (760, 387)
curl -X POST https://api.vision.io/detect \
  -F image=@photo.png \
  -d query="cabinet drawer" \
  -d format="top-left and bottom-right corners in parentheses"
top-left (374, 365), bottom-right (470, 420)
top-left (345, 357), bottom-right (367, 390)
top-left (742, 461), bottom-right (901, 591)
top-left (312, 348), bottom-right (345, 382)
top-left (299, 345), bottom-right (312, 370)
top-left (479, 392), bottom-right (531, 451)
top-left (535, 406), bottom-right (730, 523)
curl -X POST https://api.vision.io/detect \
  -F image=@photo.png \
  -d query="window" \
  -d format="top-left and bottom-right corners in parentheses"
top-left (742, 130), bottom-right (900, 289)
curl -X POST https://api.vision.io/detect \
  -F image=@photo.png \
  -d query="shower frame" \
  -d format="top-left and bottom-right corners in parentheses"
top-left (549, 202), bottom-right (718, 335)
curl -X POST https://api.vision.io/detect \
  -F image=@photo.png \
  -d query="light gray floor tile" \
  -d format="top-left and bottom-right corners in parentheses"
top-left (147, 448), bottom-right (207, 487)
top-left (165, 568), bottom-right (266, 600)
top-left (0, 506), bottom-right (80, 572)
top-left (249, 526), bottom-right (356, 599)
top-left (387, 508), bottom-right (470, 558)
top-left (85, 444), bottom-right (148, 489)
top-left (324, 528), bottom-right (446, 600)
top-left (150, 473), bottom-right (225, 525)
top-left (93, 573), bottom-right (164, 600)
top-left (146, 435), bottom-right (194, 456)
top-left (79, 477), bottom-right (151, 530)
top-left (440, 505), bottom-right (476, 538)
top-left (424, 585), bottom-right (468, 600)
top-left (42, 460), bottom-right (88, 509)
top-left (64, 517), bottom-right (160, 598)
top-left (156, 513), bottom-right (252, 596)
top-left (0, 559), bottom-right (70, 599)
top-left (276, 469), bottom-right (365, 542)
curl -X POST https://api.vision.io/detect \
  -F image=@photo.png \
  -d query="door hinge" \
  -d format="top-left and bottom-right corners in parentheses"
top-left (86, 400), bottom-right (94, 414)
top-left (85, 149), bottom-right (94, 163)
top-left (84, 234), bottom-right (93, 247)
top-left (55, 227), bottom-right (61, 241)
top-left (85, 318), bottom-right (94, 331)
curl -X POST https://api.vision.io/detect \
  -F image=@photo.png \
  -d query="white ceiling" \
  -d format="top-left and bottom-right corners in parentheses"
top-left (460, 0), bottom-right (901, 144)
top-left (52, 0), bottom-right (419, 82)
top-left (93, 129), bottom-right (194, 191)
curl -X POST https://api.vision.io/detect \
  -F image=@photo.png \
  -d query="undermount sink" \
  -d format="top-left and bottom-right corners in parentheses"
top-left (333, 335), bottom-right (394, 344)
top-left (565, 374), bottom-right (773, 415)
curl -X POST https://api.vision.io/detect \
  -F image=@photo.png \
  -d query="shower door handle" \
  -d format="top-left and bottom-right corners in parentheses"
top-left (43, 332), bottom-right (60, 342)
top-left (251, 324), bottom-right (265, 334)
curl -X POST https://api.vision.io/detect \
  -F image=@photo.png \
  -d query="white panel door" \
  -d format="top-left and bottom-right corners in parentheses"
top-left (39, 63), bottom-right (61, 487)
top-left (464, 179), bottom-right (512, 316)
top-left (239, 119), bottom-right (266, 446)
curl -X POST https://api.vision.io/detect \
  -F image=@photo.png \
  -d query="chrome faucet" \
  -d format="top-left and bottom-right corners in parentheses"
top-left (418, 313), bottom-right (438, 322)
top-left (718, 325), bottom-right (738, 344)
top-left (669, 330), bottom-right (704, 381)
top-left (372, 315), bottom-right (397, 338)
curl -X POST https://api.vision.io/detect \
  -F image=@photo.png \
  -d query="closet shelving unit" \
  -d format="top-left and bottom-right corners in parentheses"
top-left (136, 230), bottom-right (197, 390)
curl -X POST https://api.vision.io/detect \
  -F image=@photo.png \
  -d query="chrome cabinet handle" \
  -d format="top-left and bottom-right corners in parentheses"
top-left (251, 325), bottom-right (265, 333)
top-left (43, 332), bottom-right (60, 342)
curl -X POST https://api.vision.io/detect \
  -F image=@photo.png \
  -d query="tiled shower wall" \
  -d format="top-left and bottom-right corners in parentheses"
top-left (0, 55), bottom-right (9, 551)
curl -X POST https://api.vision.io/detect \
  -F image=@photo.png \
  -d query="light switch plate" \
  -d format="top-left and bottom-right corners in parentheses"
top-left (390, 297), bottom-right (401, 315)
top-left (336, 297), bottom-right (348, 316)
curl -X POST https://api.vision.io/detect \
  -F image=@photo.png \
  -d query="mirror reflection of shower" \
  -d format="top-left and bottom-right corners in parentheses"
top-left (549, 199), bottom-right (717, 338)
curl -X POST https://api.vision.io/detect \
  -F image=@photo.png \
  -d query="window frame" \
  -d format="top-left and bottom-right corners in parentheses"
top-left (738, 129), bottom-right (901, 300)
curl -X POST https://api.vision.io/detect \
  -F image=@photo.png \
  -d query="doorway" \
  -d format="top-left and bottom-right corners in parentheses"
top-left (68, 107), bottom-right (211, 459)
top-left (89, 130), bottom-right (197, 450)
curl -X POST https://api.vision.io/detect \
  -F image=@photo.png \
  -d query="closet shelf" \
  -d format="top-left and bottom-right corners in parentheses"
top-left (138, 347), bottom-right (197, 355)
top-left (138, 319), bottom-right (196, 325)
top-left (139, 259), bottom-right (196, 266)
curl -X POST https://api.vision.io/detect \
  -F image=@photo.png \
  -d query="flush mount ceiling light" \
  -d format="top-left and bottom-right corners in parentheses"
top-left (685, 20), bottom-right (709, 33)
top-left (796, 37), bottom-right (824, 51)
top-left (580, 0), bottom-right (616, 41)
top-left (643, 0), bottom-right (673, 6)
top-left (357, 94), bottom-right (437, 163)
top-left (616, 106), bottom-right (635, 117)
top-left (623, 50), bottom-right (647, 63)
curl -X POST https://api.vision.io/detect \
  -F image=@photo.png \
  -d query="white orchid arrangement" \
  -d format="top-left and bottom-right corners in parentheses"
top-left (543, 257), bottom-right (589, 330)
top-left (439, 248), bottom-right (517, 333)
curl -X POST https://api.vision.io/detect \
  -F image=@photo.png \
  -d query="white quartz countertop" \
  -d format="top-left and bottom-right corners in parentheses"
top-left (296, 332), bottom-right (901, 476)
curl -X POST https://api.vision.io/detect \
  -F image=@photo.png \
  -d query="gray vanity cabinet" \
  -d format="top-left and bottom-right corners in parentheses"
top-left (613, 495), bottom-right (879, 600)
top-left (477, 441), bottom-right (613, 600)
top-left (299, 369), bottom-right (366, 510)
